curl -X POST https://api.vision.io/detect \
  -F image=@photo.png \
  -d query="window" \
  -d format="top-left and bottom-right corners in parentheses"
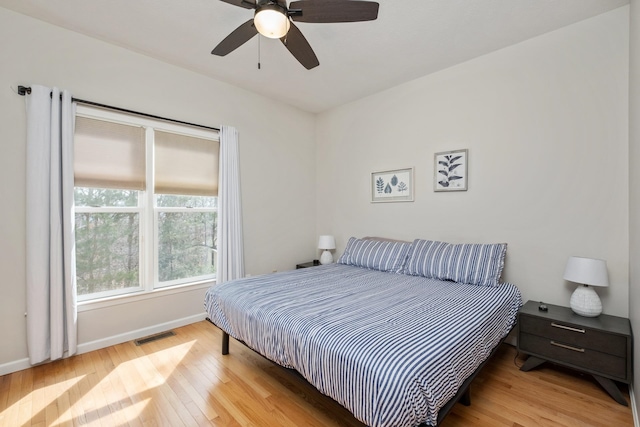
top-left (74, 106), bottom-right (219, 301)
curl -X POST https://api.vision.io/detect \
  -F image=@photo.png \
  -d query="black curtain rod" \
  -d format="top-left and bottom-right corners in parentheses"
top-left (17, 85), bottom-right (220, 132)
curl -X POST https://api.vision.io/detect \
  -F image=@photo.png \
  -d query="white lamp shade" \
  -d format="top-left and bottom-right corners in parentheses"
top-left (254, 7), bottom-right (290, 39)
top-left (318, 235), bottom-right (336, 250)
top-left (563, 256), bottom-right (609, 287)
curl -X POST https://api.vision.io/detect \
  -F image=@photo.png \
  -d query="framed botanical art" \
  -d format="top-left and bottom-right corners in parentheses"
top-left (371, 168), bottom-right (414, 202)
top-left (434, 149), bottom-right (468, 192)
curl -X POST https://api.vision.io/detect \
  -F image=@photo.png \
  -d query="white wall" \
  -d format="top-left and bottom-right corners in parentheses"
top-left (629, 0), bottom-right (640, 415)
top-left (316, 7), bottom-right (630, 316)
top-left (0, 7), bottom-right (317, 371)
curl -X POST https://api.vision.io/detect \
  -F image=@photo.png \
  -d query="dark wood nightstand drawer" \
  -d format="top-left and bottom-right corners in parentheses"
top-left (519, 332), bottom-right (627, 380)
top-left (517, 301), bottom-right (632, 405)
top-left (519, 315), bottom-right (627, 358)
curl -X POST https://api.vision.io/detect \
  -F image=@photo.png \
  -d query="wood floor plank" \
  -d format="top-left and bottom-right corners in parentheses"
top-left (87, 349), bottom-right (128, 427)
top-left (5, 370), bottom-right (24, 426)
top-left (44, 362), bottom-right (63, 427)
top-left (0, 321), bottom-right (634, 427)
top-left (172, 364), bottom-right (219, 422)
top-left (101, 345), bottom-right (144, 427)
top-left (125, 342), bottom-right (187, 427)
top-left (110, 343), bottom-right (158, 426)
top-left (29, 365), bottom-right (46, 427)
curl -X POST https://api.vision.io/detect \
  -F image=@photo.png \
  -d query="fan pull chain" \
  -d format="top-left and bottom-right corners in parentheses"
top-left (258, 35), bottom-right (261, 70)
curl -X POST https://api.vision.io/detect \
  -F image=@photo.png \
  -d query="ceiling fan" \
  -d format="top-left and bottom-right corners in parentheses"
top-left (211, 0), bottom-right (380, 70)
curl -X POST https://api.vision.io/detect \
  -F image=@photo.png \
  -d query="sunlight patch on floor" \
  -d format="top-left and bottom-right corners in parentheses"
top-left (4, 340), bottom-right (197, 426)
top-left (0, 375), bottom-right (85, 426)
top-left (52, 397), bottom-right (151, 427)
top-left (54, 341), bottom-right (195, 426)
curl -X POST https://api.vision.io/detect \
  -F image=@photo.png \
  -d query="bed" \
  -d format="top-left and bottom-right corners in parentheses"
top-left (204, 237), bottom-right (522, 427)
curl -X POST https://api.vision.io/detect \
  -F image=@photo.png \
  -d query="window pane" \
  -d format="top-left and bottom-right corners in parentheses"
top-left (75, 212), bottom-right (140, 295)
top-left (158, 212), bottom-right (217, 283)
top-left (75, 187), bottom-right (138, 207)
top-left (156, 194), bottom-right (217, 208)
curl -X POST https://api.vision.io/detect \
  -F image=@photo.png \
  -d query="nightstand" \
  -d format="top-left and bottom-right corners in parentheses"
top-left (517, 300), bottom-right (632, 405)
top-left (296, 261), bottom-right (320, 269)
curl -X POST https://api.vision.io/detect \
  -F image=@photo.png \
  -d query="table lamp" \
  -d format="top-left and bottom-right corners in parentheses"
top-left (563, 256), bottom-right (609, 317)
top-left (318, 235), bottom-right (336, 265)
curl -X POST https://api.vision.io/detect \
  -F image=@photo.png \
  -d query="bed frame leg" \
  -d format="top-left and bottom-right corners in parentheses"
top-left (222, 331), bottom-right (229, 355)
top-left (460, 388), bottom-right (471, 406)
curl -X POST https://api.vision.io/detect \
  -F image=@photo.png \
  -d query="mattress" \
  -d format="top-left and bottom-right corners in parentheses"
top-left (204, 263), bottom-right (522, 427)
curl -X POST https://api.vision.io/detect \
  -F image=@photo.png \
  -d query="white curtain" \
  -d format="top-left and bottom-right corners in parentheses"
top-left (217, 126), bottom-right (245, 283)
top-left (26, 85), bottom-right (78, 364)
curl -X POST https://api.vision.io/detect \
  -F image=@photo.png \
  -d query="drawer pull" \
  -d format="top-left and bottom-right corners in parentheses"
top-left (551, 322), bottom-right (585, 334)
top-left (550, 341), bottom-right (585, 353)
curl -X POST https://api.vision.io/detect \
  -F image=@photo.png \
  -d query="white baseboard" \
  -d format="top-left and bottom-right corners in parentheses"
top-left (77, 312), bottom-right (207, 354)
top-left (0, 357), bottom-right (31, 377)
top-left (0, 312), bottom-right (207, 377)
top-left (631, 384), bottom-right (639, 427)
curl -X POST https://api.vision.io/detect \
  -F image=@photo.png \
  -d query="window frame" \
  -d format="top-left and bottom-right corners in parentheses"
top-left (75, 105), bottom-right (219, 304)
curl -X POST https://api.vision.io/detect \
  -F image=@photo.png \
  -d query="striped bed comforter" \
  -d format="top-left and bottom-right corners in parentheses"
top-left (204, 263), bottom-right (522, 427)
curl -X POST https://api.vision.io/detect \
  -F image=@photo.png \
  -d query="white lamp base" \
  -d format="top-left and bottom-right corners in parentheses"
top-left (320, 250), bottom-right (333, 265)
top-left (570, 284), bottom-right (602, 317)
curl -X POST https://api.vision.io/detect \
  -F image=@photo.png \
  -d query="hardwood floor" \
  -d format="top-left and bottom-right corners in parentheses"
top-left (0, 321), bottom-right (633, 426)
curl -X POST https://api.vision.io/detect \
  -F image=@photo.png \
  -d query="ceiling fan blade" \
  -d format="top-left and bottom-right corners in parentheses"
top-left (280, 22), bottom-right (319, 70)
top-left (289, 0), bottom-right (379, 23)
top-left (212, 19), bottom-right (258, 56)
top-left (218, 0), bottom-right (255, 10)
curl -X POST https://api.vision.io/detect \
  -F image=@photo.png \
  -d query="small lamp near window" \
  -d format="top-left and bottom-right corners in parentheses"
top-left (563, 256), bottom-right (609, 317)
top-left (318, 235), bottom-right (336, 265)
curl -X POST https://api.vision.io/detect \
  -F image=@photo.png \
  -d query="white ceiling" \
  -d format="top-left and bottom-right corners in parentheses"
top-left (0, 0), bottom-right (629, 113)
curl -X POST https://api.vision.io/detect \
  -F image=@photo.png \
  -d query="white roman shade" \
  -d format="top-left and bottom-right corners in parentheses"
top-left (74, 116), bottom-right (145, 190)
top-left (154, 130), bottom-right (220, 196)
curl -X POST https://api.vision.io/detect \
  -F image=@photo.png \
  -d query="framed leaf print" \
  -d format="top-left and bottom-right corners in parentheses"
top-left (371, 168), bottom-right (414, 202)
top-left (434, 149), bottom-right (468, 192)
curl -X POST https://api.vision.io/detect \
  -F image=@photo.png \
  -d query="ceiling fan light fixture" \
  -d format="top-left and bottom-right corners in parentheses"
top-left (254, 4), bottom-right (290, 39)
top-left (214, 0), bottom-right (379, 70)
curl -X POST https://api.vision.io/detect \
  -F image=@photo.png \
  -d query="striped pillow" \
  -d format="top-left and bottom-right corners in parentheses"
top-left (337, 237), bottom-right (412, 273)
top-left (404, 239), bottom-right (507, 287)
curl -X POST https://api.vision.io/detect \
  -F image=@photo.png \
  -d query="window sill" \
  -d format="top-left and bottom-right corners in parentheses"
top-left (77, 279), bottom-right (215, 312)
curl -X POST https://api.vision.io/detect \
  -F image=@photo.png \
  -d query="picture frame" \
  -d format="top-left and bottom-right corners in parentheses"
top-left (371, 168), bottom-right (414, 203)
top-left (434, 149), bottom-right (468, 192)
